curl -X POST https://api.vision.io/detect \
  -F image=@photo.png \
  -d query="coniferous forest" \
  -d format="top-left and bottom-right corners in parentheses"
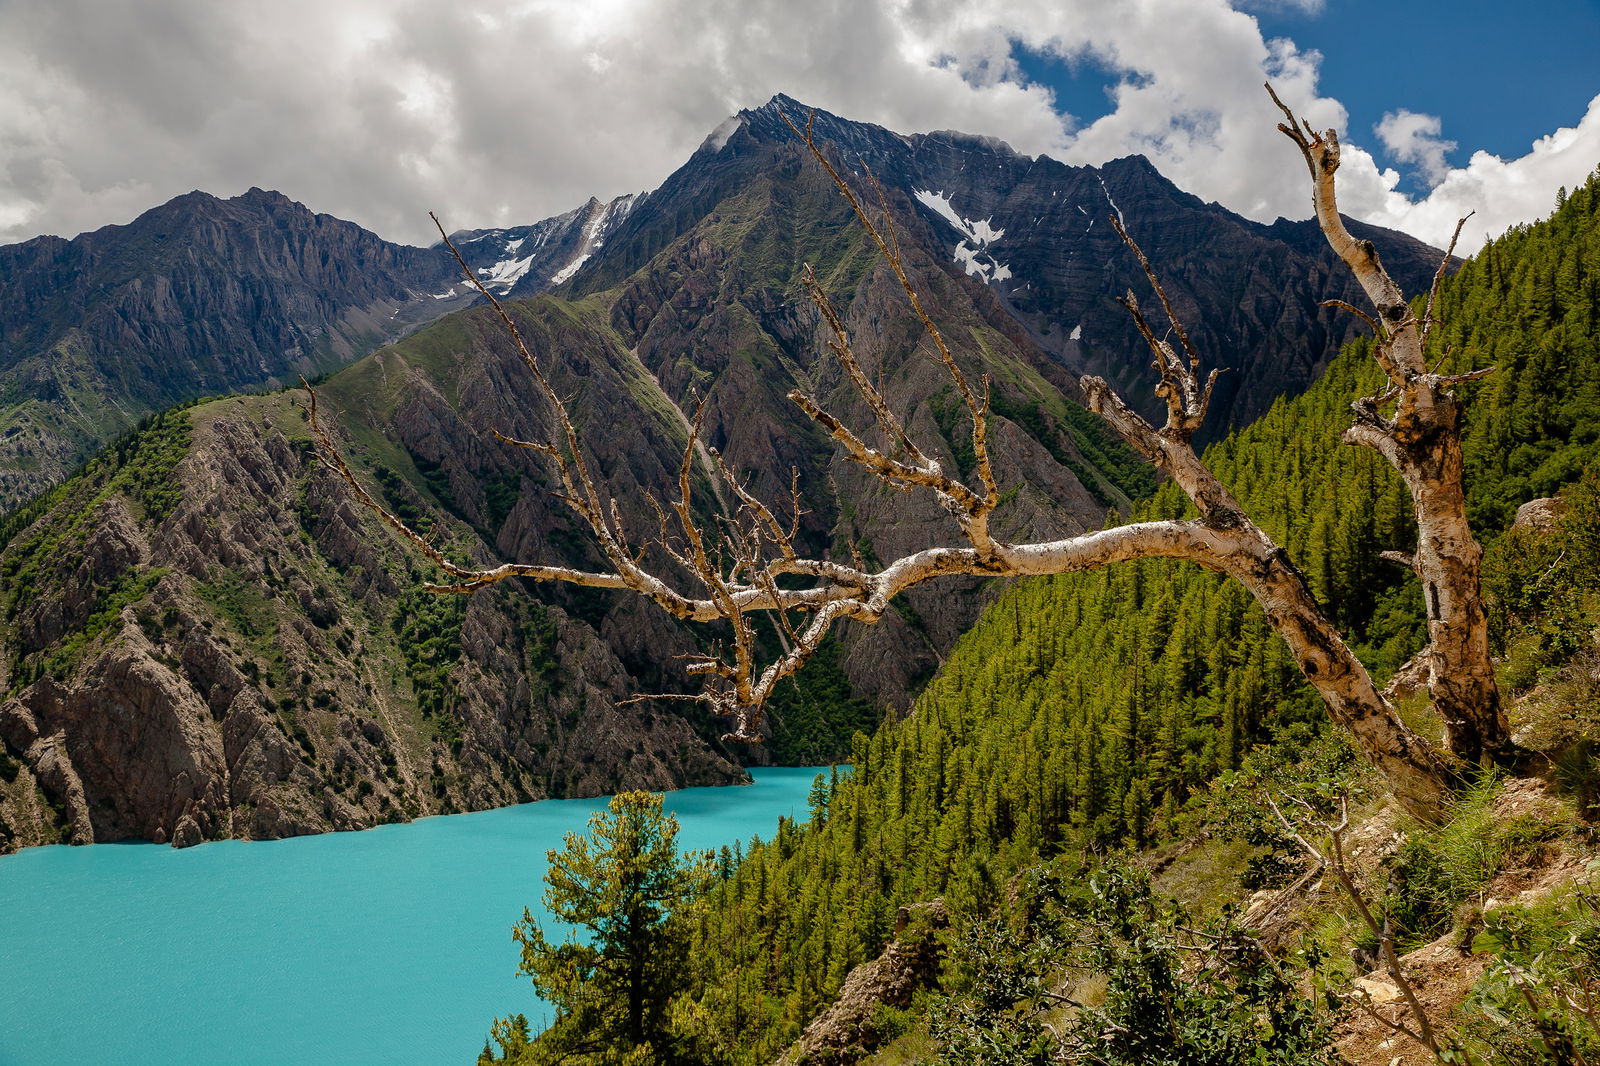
top-left (479, 169), bottom-right (1600, 1064)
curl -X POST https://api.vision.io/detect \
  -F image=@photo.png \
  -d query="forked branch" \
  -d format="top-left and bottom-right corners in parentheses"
top-left (306, 102), bottom-right (1470, 817)
top-left (1267, 794), bottom-right (1479, 1063)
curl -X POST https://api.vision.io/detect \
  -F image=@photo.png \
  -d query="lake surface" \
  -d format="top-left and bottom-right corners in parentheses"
top-left (0, 767), bottom-right (825, 1066)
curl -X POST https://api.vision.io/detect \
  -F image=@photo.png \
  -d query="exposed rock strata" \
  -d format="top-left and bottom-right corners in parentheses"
top-left (0, 397), bottom-right (745, 852)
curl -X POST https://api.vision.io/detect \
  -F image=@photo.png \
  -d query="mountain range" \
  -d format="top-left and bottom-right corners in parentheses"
top-left (0, 95), bottom-right (1449, 853)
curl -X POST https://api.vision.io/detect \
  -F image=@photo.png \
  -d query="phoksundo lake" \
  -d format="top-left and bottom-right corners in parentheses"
top-left (0, 766), bottom-right (826, 1066)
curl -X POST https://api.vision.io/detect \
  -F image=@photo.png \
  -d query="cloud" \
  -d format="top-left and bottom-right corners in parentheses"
top-left (1229, 0), bottom-right (1327, 15)
top-left (1339, 95), bottom-right (1600, 253)
top-left (1374, 109), bottom-right (1457, 188)
top-left (0, 0), bottom-right (1590, 257)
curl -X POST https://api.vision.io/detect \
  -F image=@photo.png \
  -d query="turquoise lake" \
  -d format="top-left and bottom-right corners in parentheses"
top-left (0, 766), bottom-right (825, 1066)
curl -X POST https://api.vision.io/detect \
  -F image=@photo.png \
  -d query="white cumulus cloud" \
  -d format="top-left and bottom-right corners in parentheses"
top-left (1374, 109), bottom-right (1458, 188)
top-left (0, 0), bottom-right (1590, 257)
top-left (1341, 95), bottom-right (1600, 253)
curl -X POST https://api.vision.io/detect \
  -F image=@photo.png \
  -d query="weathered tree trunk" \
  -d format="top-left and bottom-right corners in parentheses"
top-left (1275, 90), bottom-right (1509, 766)
top-left (1081, 377), bottom-right (1454, 819)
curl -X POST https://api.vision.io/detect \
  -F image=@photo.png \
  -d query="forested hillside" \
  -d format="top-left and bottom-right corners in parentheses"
top-left (652, 168), bottom-right (1600, 1062)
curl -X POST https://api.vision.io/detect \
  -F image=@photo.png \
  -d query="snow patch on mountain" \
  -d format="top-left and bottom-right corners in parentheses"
top-left (550, 254), bottom-right (591, 285)
top-left (914, 188), bottom-right (1012, 285)
top-left (1097, 176), bottom-right (1126, 230)
top-left (547, 192), bottom-right (641, 287)
top-left (458, 191), bottom-right (644, 294)
top-left (478, 254), bottom-right (536, 290)
top-left (914, 190), bottom-right (1004, 246)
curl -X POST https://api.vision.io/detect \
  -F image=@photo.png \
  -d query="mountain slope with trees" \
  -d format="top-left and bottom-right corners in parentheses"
top-left (0, 97), bottom-right (1453, 853)
top-left (633, 165), bottom-right (1600, 1064)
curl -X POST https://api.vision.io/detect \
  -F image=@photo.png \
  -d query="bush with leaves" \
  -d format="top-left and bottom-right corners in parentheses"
top-left (1483, 460), bottom-right (1600, 685)
top-left (931, 858), bottom-right (1341, 1066)
top-left (1460, 888), bottom-right (1600, 1065)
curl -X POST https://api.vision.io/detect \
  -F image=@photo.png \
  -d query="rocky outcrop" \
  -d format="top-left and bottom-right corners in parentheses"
top-left (0, 387), bottom-right (746, 852)
top-left (1513, 496), bottom-right (1566, 533)
top-left (775, 899), bottom-right (950, 1066)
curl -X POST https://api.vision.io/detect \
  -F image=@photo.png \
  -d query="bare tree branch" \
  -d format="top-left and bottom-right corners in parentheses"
top-left (299, 93), bottom-right (1520, 817)
top-left (1421, 213), bottom-right (1472, 354)
top-left (1265, 794), bottom-right (1482, 1062)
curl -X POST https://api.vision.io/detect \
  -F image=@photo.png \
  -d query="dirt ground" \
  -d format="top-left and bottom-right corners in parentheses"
top-left (1332, 776), bottom-right (1593, 1065)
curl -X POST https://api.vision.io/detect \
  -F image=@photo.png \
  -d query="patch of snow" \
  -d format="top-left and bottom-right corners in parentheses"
top-left (550, 253), bottom-right (591, 285)
top-left (1070, 324), bottom-right (1082, 341)
top-left (504, 237), bottom-right (526, 253)
top-left (477, 253), bottom-right (536, 292)
top-left (913, 189), bottom-right (1004, 247)
top-left (953, 241), bottom-right (982, 277)
top-left (1076, 205), bottom-right (1087, 215)
top-left (915, 188), bottom-right (1012, 286)
top-left (967, 216), bottom-right (1003, 245)
top-left (915, 189), bottom-right (967, 234)
top-left (1097, 175), bottom-right (1126, 229)
top-left (430, 285), bottom-right (460, 299)
top-left (952, 239), bottom-right (1013, 284)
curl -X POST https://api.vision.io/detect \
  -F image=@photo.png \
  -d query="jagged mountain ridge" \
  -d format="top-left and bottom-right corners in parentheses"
top-left (447, 192), bottom-right (644, 297)
top-left (577, 94), bottom-right (1447, 436)
top-left (0, 188), bottom-right (477, 508)
top-left (0, 186), bottom-right (645, 511)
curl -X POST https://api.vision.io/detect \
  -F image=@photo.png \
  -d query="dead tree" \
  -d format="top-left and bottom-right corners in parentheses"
top-left (1267, 794), bottom-right (1458, 1062)
top-left (304, 90), bottom-right (1507, 820)
top-left (1266, 86), bottom-right (1508, 767)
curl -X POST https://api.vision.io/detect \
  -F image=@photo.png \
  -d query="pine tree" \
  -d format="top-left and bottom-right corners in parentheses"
top-left (485, 791), bottom-right (706, 1065)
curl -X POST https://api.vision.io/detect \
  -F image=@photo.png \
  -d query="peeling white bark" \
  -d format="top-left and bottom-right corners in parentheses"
top-left (1271, 85), bottom-right (1508, 767)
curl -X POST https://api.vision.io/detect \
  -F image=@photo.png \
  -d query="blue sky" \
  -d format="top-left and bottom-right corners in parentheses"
top-left (1, 0), bottom-right (1596, 252)
top-left (1015, 0), bottom-right (1600, 199)
top-left (1248, 0), bottom-right (1599, 194)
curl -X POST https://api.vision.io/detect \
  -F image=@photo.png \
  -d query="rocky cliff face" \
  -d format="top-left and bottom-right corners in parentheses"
top-left (0, 375), bottom-right (745, 853)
